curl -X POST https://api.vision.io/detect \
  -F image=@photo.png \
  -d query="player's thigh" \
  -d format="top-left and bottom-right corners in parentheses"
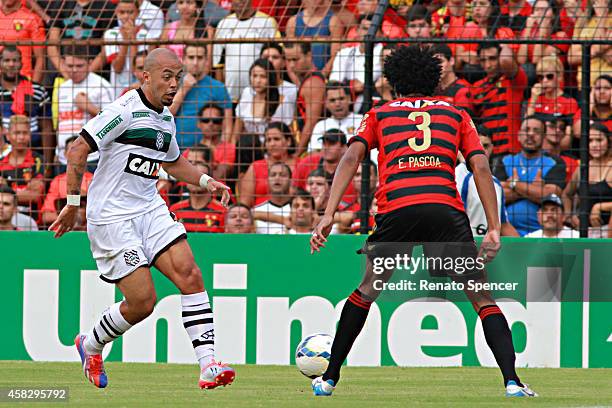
top-left (87, 219), bottom-right (148, 284)
top-left (116, 266), bottom-right (157, 308)
top-left (154, 239), bottom-right (204, 293)
top-left (142, 205), bottom-right (187, 266)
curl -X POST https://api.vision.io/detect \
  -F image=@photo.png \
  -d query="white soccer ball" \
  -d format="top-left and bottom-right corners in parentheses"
top-left (295, 333), bottom-right (333, 378)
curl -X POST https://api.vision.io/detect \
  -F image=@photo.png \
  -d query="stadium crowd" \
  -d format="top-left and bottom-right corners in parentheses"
top-left (0, 0), bottom-right (610, 237)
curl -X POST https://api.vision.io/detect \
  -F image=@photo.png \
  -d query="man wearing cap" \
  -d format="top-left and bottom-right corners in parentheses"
top-left (294, 129), bottom-right (358, 207)
top-left (525, 194), bottom-right (578, 238)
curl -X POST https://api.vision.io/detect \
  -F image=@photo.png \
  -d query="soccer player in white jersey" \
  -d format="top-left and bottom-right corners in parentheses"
top-left (49, 48), bottom-right (235, 390)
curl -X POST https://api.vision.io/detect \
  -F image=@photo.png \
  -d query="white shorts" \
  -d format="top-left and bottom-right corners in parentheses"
top-left (87, 205), bottom-right (187, 283)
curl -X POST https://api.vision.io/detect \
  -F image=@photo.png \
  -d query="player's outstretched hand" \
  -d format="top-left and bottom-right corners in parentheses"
top-left (206, 180), bottom-right (231, 208)
top-left (48, 205), bottom-right (79, 238)
top-left (310, 214), bottom-right (334, 254)
top-left (479, 229), bottom-right (501, 264)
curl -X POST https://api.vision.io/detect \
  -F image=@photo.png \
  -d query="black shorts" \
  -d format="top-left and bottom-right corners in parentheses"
top-left (359, 204), bottom-right (484, 279)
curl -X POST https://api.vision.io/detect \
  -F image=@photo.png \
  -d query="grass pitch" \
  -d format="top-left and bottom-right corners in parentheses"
top-left (0, 361), bottom-right (610, 407)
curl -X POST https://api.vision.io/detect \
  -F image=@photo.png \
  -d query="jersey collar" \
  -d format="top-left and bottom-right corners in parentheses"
top-left (137, 88), bottom-right (164, 114)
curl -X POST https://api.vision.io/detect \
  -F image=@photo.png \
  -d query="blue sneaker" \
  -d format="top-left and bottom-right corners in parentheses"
top-left (505, 380), bottom-right (538, 397)
top-left (312, 377), bottom-right (335, 396)
top-left (75, 334), bottom-right (108, 388)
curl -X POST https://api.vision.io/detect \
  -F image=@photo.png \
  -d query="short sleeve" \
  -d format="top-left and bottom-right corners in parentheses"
top-left (104, 30), bottom-right (119, 62)
top-left (458, 110), bottom-right (485, 162)
top-left (349, 110), bottom-right (378, 151)
top-left (543, 158), bottom-right (567, 189)
top-left (81, 105), bottom-right (131, 152)
top-left (30, 15), bottom-right (46, 48)
top-left (511, 65), bottom-right (528, 90)
top-left (215, 83), bottom-right (233, 110)
top-left (165, 137), bottom-right (180, 162)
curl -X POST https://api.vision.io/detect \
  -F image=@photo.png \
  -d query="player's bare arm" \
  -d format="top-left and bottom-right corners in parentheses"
top-left (162, 156), bottom-right (231, 207)
top-left (469, 153), bottom-right (501, 262)
top-left (310, 142), bottom-right (365, 254)
top-left (48, 136), bottom-right (91, 238)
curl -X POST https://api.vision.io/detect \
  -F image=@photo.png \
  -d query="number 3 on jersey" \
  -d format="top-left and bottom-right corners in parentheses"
top-left (408, 111), bottom-right (431, 152)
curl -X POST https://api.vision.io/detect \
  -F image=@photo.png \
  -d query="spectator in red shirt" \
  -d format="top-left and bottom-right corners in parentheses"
top-left (431, 44), bottom-right (475, 117)
top-left (471, 43), bottom-right (528, 155)
top-left (0, 0), bottom-right (45, 82)
top-left (518, 0), bottom-right (570, 66)
top-left (224, 203), bottom-right (254, 233)
top-left (239, 122), bottom-right (299, 207)
top-left (526, 55), bottom-right (579, 151)
top-left (169, 162), bottom-right (227, 233)
top-left (197, 104), bottom-right (236, 184)
top-left (451, 0), bottom-right (526, 82)
top-left (501, 0), bottom-right (533, 35)
top-left (431, 0), bottom-right (471, 38)
top-left (40, 136), bottom-right (93, 226)
top-left (345, 0), bottom-right (407, 45)
top-left (0, 114), bottom-right (43, 217)
top-left (526, 56), bottom-right (578, 124)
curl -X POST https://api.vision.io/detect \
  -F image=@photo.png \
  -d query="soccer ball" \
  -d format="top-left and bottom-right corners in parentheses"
top-left (295, 333), bottom-right (333, 378)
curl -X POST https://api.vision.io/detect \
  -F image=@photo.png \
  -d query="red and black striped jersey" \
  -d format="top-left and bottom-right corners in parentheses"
top-left (169, 199), bottom-right (227, 233)
top-left (350, 97), bottom-right (484, 215)
top-left (471, 68), bottom-right (528, 155)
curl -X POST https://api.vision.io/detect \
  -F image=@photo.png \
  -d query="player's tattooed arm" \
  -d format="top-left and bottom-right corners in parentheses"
top-left (65, 137), bottom-right (91, 195)
top-left (49, 136), bottom-right (92, 238)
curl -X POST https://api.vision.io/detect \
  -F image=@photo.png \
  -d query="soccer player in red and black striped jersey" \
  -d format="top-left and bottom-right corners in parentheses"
top-left (309, 46), bottom-right (537, 398)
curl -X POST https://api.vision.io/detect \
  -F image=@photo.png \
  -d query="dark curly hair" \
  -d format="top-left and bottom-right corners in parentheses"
top-left (383, 45), bottom-right (442, 97)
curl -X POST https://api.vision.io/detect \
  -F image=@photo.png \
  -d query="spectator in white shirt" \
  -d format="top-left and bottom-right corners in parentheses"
top-left (233, 58), bottom-right (296, 142)
top-left (253, 162), bottom-right (292, 234)
top-left (213, 0), bottom-right (280, 102)
top-left (56, 45), bottom-right (113, 166)
top-left (104, 0), bottom-right (149, 98)
top-left (286, 189), bottom-right (315, 234)
top-left (525, 194), bottom-right (578, 238)
top-left (136, 0), bottom-right (164, 39)
top-left (329, 14), bottom-right (383, 113)
top-left (309, 81), bottom-right (363, 153)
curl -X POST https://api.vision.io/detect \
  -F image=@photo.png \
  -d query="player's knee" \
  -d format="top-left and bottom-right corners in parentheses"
top-left (177, 262), bottom-right (204, 293)
top-left (128, 293), bottom-right (157, 321)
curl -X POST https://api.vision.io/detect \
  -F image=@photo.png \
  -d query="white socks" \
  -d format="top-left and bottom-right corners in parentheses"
top-left (181, 291), bottom-right (215, 370)
top-left (84, 301), bottom-right (132, 355)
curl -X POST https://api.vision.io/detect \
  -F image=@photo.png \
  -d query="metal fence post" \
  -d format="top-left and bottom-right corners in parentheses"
top-left (579, 43), bottom-right (591, 238)
top-left (359, 0), bottom-right (388, 234)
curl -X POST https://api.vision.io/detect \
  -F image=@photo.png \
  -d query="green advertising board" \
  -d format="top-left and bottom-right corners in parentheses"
top-left (2, 232), bottom-right (611, 368)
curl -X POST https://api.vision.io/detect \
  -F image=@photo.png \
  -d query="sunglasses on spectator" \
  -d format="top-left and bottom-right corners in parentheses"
top-left (537, 73), bottom-right (556, 81)
top-left (200, 118), bottom-right (223, 124)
